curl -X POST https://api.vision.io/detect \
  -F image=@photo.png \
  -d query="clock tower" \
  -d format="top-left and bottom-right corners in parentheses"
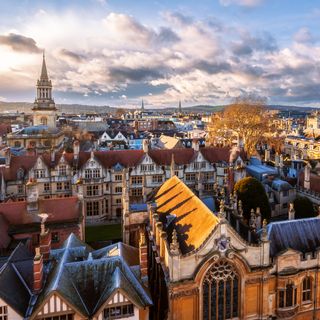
top-left (32, 52), bottom-right (57, 128)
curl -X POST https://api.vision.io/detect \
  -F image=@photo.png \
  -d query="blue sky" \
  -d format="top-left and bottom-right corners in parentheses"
top-left (0, 0), bottom-right (319, 107)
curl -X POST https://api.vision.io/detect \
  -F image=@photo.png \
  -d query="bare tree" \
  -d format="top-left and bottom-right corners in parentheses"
top-left (207, 98), bottom-right (283, 156)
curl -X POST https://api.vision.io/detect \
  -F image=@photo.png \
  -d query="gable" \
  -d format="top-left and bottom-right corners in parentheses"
top-left (34, 293), bottom-right (78, 318)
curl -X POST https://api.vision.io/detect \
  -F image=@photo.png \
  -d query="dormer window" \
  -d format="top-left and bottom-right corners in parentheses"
top-left (103, 304), bottom-right (134, 319)
top-left (0, 305), bottom-right (8, 320)
top-left (59, 165), bottom-right (67, 176)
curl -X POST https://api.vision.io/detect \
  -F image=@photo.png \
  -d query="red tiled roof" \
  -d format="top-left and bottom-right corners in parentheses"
top-left (94, 150), bottom-right (145, 168)
top-left (0, 124), bottom-right (11, 136)
top-left (148, 148), bottom-right (196, 165)
top-left (0, 196), bottom-right (81, 226)
top-left (200, 146), bottom-right (246, 164)
top-left (299, 171), bottom-right (320, 193)
top-left (1, 155), bottom-right (37, 181)
top-left (41, 152), bottom-right (75, 168)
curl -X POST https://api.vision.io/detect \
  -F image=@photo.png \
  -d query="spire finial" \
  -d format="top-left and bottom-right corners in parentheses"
top-left (40, 50), bottom-right (48, 80)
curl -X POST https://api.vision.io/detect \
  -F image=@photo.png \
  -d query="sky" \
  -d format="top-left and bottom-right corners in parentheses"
top-left (0, 0), bottom-right (320, 108)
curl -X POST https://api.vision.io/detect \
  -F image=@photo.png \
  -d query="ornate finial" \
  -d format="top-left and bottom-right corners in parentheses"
top-left (288, 202), bottom-right (295, 220)
top-left (250, 209), bottom-right (256, 230)
top-left (170, 228), bottom-right (180, 255)
top-left (261, 219), bottom-right (268, 241)
top-left (139, 231), bottom-right (146, 246)
top-left (238, 200), bottom-right (243, 217)
top-left (218, 199), bottom-right (226, 219)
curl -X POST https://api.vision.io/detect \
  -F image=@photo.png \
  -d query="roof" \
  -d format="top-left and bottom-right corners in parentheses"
top-left (200, 146), bottom-right (246, 163)
top-left (148, 148), bottom-right (196, 166)
top-left (157, 134), bottom-right (181, 149)
top-left (267, 218), bottom-right (320, 257)
top-left (299, 171), bottom-right (320, 193)
top-left (0, 197), bottom-right (81, 233)
top-left (35, 234), bottom-right (152, 317)
top-left (152, 175), bottom-right (219, 254)
top-left (0, 243), bottom-right (33, 316)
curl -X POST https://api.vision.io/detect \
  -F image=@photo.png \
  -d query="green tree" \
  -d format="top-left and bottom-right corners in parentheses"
top-left (234, 177), bottom-right (271, 222)
top-left (293, 197), bottom-right (315, 219)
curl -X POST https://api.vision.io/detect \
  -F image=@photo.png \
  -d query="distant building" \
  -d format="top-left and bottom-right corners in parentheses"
top-left (6, 53), bottom-right (64, 153)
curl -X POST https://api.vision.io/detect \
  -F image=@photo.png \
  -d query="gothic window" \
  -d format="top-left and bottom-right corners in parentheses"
top-left (278, 283), bottom-right (297, 308)
top-left (40, 117), bottom-right (48, 126)
top-left (302, 277), bottom-right (312, 303)
top-left (202, 260), bottom-right (239, 320)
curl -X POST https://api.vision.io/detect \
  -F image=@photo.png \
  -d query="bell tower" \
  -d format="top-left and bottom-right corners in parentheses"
top-left (32, 52), bottom-right (57, 128)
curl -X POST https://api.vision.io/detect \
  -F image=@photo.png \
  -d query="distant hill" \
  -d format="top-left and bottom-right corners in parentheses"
top-left (0, 101), bottom-right (318, 115)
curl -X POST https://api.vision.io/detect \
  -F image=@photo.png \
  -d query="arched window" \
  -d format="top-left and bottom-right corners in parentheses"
top-left (202, 260), bottom-right (239, 320)
top-left (278, 283), bottom-right (297, 308)
top-left (302, 277), bottom-right (312, 302)
top-left (40, 117), bottom-right (47, 126)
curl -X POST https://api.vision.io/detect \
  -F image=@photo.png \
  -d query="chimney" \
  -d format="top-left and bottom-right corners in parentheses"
top-left (39, 217), bottom-right (51, 261)
top-left (192, 139), bottom-right (199, 152)
top-left (264, 149), bottom-right (270, 162)
top-left (304, 163), bottom-right (311, 190)
top-left (33, 247), bottom-right (43, 293)
top-left (73, 140), bottom-right (80, 160)
top-left (4, 148), bottom-right (11, 168)
top-left (288, 203), bottom-right (295, 220)
top-left (50, 148), bottom-right (55, 164)
top-left (139, 231), bottom-right (148, 281)
top-left (26, 178), bottom-right (39, 213)
top-left (142, 139), bottom-right (149, 153)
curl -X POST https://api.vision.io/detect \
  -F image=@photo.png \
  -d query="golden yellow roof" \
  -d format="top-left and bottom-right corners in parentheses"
top-left (154, 175), bottom-right (219, 254)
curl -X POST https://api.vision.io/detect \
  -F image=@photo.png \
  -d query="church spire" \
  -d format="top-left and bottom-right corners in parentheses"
top-left (141, 99), bottom-right (145, 111)
top-left (40, 51), bottom-right (49, 81)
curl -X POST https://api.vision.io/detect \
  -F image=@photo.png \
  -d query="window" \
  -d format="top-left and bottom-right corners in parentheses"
top-left (131, 176), bottom-right (143, 185)
top-left (193, 162), bottom-right (206, 170)
top-left (44, 183), bottom-right (50, 193)
top-left (57, 182), bottom-right (63, 191)
top-left (115, 174), bottom-right (122, 181)
top-left (84, 169), bottom-right (101, 179)
top-left (140, 164), bottom-right (154, 172)
top-left (116, 198), bottom-right (122, 204)
top-left (202, 260), bottom-right (239, 320)
top-left (35, 169), bottom-right (45, 178)
top-left (186, 173), bottom-right (196, 182)
top-left (116, 208), bottom-right (122, 217)
top-left (278, 284), bottom-right (297, 308)
top-left (64, 182), bottom-right (70, 190)
top-left (204, 172), bottom-right (214, 181)
top-left (38, 315), bottom-right (73, 320)
top-left (302, 277), bottom-right (312, 303)
top-left (105, 199), bottom-right (109, 214)
top-left (86, 185), bottom-right (99, 196)
top-left (152, 175), bottom-right (163, 183)
top-left (18, 185), bottom-right (23, 194)
top-left (131, 188), bottom-right (142, 197)
top-left (103, 304), bottom-right (134, 319)
top-left (204, 183), bottom-right (214, 191)
top-left (59, 165), bottom-right (67, 176)
top-left (0, 305), bottom-right (8, 320)
top-left (51, 232), bottom-right (59, 243)
top-left (14, 141), bottom-right (21, 148)
top-left (86, 201), bottom-right (100, 216)
top-left (115, 186), bottom-right (122, 193)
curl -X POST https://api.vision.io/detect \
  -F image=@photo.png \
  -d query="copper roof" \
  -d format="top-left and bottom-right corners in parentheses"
top-left (154, 175), bottom-right (219, 254)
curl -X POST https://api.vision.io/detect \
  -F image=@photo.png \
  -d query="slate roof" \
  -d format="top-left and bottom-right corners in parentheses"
top-left (267, 218), bottom-right (320, 257)
top-left (152, 175), bottom-right (219, 255)
top-left (34, 234), bottom-right (152, 318)
top-left (0, 243), bottom-right (33, 316)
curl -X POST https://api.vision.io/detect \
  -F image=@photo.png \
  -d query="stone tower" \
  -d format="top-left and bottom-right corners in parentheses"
top-left (32, 52), bottom-right (57, 128)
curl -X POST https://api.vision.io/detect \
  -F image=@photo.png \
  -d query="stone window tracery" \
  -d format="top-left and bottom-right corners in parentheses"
top-left (202, 260), bottom-right (239, 320)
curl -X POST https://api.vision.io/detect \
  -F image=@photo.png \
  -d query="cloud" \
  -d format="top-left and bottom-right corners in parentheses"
top-left (59, 49), bottom-right (86, 63)
top-left (108, 66), bottom-right (164, 82)
top-left (219, 0), bottom-right (264, 7)
top-left (163, 12), bottom-right (193, 27)
top-left (294, 27), bottom-right (314, 44)
top-left (0, 33), bottom-right (41, 53)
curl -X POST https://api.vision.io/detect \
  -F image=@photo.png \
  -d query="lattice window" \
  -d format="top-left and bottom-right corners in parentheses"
top-left (278, 283), bottom-right (297, 308)
top-left (0, 305), bottom-right (8, 320)
top-left (302, 277), bottom-right (312, 303)
top-left (202, 260), bottom-right (239, 320)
